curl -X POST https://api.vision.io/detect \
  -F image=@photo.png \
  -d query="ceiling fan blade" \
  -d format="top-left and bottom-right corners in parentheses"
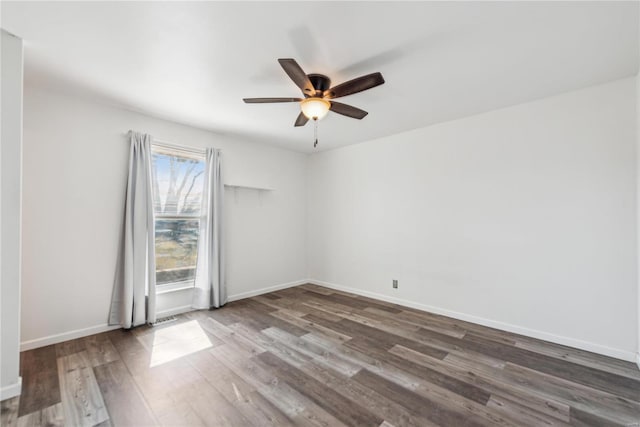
top-left (294, 111), bottom-right (309, 127)
top-left (278, 58), bottom-right (315, 96)
top-left (329, 101), bottom-right (368, 119)
top-left (324, 72), bottom-right (385, 99)
top-left (243, 97), bottom-right (301, 103)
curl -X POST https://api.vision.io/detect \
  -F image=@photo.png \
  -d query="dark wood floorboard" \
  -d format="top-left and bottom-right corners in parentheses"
top-left (7, 283), bottom-right (640, 426)
top-left (18, 345), bottom-right (60, 417)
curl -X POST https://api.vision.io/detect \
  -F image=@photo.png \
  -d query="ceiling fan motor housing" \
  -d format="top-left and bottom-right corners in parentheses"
top-left (307, 74), bottom-right (331, 96)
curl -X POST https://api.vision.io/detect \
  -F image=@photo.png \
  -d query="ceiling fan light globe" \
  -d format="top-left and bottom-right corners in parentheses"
top-left (300, 98), bottom-right (330, 120)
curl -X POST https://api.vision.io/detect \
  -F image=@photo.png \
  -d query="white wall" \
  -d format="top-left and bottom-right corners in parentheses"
top-left (20, 86), bottom-right (308, 347)
top-left (308, 78), bottom-right (638, 361)
top-left (1, 30), bottom-right (24, 399)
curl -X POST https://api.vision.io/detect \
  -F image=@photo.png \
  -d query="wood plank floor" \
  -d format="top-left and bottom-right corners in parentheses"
top-left (2, 284), bottom-right (639, 426)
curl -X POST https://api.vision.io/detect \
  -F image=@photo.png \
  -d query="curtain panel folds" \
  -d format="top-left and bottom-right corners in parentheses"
top-left (193, 148), bottom-right (226, 309)
top-left (109, 131), bottom-right (157, 328)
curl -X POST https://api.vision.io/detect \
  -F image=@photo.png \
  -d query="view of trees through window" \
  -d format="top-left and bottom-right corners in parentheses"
top-left (151, 146), bottom-right (206, 286)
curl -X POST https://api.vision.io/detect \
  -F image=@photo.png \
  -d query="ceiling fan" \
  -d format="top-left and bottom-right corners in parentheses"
top-left (243, 58), bottom-right (385, 131)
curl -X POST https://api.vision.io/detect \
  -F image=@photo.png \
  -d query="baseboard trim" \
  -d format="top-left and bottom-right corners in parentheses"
top-left (0, 377), bottom-right (22, 401)
top-left (227, 279), bottom-right (309, 302)
top-left (20, 324), bottom-right (121, 352)
top-left (20, 279), bottom-right (308, 352)
top-left (309, 279), bottom-right (637, 363)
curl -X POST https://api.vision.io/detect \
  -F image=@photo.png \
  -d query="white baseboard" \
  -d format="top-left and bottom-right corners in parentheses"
top-left (309, 279), bottom-right (637, 363)
top-left (19, 279), bottom-right (309, 352)
top-left (227, 279), bottom-right (309, 302)
top-left (637, 352), bottom-right (640, 370)
top-left (0, 377), bottom-right (22, 401)
top-left (20, 324), bottom-right (121, 352)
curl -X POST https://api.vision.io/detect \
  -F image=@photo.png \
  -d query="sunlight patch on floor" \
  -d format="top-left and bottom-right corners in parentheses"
top-left (149, 320), bottom-right (212, 367)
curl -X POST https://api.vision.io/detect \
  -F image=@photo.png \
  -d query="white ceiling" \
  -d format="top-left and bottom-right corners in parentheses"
top-left (2, 1), bottom-right (638, 153)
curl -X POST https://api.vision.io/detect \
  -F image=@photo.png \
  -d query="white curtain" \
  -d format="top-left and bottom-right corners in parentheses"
top-left (109, 131), bottom-right (157, 327)
top-left (193, 148), bottom-right (226, 309)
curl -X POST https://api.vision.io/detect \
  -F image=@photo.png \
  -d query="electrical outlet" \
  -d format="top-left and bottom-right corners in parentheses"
top-left (392, 279), bottom-right (398, 289)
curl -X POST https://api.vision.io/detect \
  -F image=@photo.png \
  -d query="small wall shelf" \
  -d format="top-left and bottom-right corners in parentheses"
top-left (224, 184), bottom-right (274, 191)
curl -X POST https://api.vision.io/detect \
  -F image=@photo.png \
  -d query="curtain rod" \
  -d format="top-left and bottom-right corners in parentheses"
top-left (152, 139), bottom-right (207, 156)
top-left (125, 131), bottom-right (208, 155)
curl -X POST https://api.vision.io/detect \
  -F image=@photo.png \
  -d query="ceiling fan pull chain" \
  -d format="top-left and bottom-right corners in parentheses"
top-left (313, 118), bottom-right (318, 148)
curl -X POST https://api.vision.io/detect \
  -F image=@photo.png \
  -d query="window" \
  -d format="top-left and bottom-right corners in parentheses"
top-left (150, 144), bottom-right (206, 289)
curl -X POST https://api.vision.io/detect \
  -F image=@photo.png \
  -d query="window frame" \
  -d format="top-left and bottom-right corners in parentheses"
top-left (150, 143), bottom-right (207, 291)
